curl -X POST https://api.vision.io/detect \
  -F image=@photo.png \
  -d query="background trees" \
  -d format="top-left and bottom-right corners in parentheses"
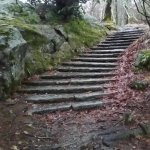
top-left (27, 0), bottom-right (88, 20)
top-left (27, 0), bottom-right (150, 27)
top-left (133, 0), bottom-right (150, 27)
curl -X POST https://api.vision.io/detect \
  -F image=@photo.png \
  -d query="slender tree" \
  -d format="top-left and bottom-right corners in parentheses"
top-left (103, 0), bottom-right (112, 21)
top-left (134, 0), bottom-right (150, 27)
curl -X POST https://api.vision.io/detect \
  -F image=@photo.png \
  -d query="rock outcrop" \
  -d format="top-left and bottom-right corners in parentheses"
top-left (0, 0), bottom-right (108, 99)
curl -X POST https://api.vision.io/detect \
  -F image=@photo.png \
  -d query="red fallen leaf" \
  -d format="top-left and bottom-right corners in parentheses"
top-left (104, 32), bottom-right (150, 115)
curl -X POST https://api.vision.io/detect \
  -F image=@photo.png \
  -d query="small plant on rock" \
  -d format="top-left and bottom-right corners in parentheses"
top-left (128, 80), bottom-right (149, 90)
top-left (135, 50), bottom-right (150, 70)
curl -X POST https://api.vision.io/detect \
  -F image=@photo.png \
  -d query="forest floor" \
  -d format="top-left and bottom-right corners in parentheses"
top-left (0, 25), bottom-right (150, 150)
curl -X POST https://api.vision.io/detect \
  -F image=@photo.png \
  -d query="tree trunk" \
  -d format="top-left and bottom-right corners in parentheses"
top-left (103, 0), bottom-right (112, 21)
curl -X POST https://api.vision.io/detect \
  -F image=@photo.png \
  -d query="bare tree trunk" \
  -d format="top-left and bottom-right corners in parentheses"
top-left (134, 0), bottom-right (150, 27)
top-left (103, 0), bottom-right (112, 21)
top-left (112, 0), bottom-right (118, 24)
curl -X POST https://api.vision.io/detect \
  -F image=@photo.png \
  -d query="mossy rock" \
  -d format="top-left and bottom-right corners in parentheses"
top-left (135, 50), bottom-right (150, 70)
top-left (128, 80), bottom-right (149, 90)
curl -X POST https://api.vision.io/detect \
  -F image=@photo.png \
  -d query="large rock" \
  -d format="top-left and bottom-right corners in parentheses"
top-left (0, 25), bottom-right (28, 99)
top-left (34, 25), bottom-right (66, 52)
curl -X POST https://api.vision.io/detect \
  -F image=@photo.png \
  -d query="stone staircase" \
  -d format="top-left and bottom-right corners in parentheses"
top-left (19, 28), bottom-right (144, 114)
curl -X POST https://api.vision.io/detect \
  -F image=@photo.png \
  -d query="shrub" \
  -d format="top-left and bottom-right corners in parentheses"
top-left (129, 80), bottom-right (149, 90)
top-left (28, 0), bottom-right (88, 20)
top-left (135, 50), bottom-right (150, 70)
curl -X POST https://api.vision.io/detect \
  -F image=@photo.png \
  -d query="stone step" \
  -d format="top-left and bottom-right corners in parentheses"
top-left (30, 100), bottom-right (107, 114)
top-left (24, 78), bottom-right (115, 86)
top-left (106, 36), bottom-right (140, 41)
top-left (31, 103), bottom-right (71, 114)
top-left (72, 100), bottom-right (107, 111)
top-left (101, 39), bottom-right (136, 44)
top-left (71, 57), bottom-right (119, 62)
top-left (19, 85), bottom-right (104, 94)
top-left (62, 61), bottom-right (117, 67)
top-left (57, 66), bottom-right (116, 72)
top-left (25, 91), bottom-right (115, 103)
top-left (97, 42), bottom-right (132, 47)
top-left (113, 30), bottom-right (144, 35)
top-left (108, 34), bottom-right (141, 38)
top-left (79, 53), bottom-right (121, 58)
top-left (40, 72), bottom-right (116, 79)
top-left (91, 46), bottom-right (128, 50)
top-left (112, 32), bottom-right (144, 37)
top-left (86, 49), bottom-right (125, 54)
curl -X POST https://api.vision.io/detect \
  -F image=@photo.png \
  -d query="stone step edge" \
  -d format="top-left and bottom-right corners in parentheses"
top-left (24, 92), bottom-right (116, 103)
top-left (40, 72), bottom-right (116, 79)
top-left (30, 100), bottom-right (111, 114)
top-left (57, 67), bottom-right (116, 72)
top-left (23, 78), bottom-right (117, 86)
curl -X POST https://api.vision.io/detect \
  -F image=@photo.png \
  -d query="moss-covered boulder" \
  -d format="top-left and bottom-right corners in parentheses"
top-left (0, 25), bottom-right (28, 99)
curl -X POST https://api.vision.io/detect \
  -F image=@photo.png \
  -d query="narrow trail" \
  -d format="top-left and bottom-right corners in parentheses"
top-left (19, 27), bottom-right (144, 114)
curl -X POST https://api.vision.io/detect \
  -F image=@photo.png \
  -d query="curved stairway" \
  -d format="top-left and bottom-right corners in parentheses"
top-left (19, 28), bottom-right (144, 114)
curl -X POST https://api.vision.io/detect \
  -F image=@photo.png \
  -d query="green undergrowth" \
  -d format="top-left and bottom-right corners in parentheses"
top-left (64, 20), bottom-right (108, 48)
top-left (129, 80), bottom-right (149, 90)
top-left (8, 3), bottom-right (41, 24)
top-left (135, 50), bottom-right (150, 70)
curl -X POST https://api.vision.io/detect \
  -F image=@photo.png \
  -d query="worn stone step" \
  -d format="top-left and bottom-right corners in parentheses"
top-left (112, 32), bottom-right (143, 37)
top-left (79, 53), bottom-right (121, 58)
top-left (102, 39), bottom-right (136, 44)
top-left (24, 78), bottom-right (115, 86)
top-left (113, 30), bottom-right (144, 35)
top-left (25, 91), bottom-right (115, 103)
top-left (72, 100), bottom-right (105, 110)
top-left (57, 66), bottom-right (116, 72)
top-left (91, 45), bottom-right (128, 50)
top-left (97, 42), bottom-right (132, 47)
top-left (86, 49), bottom-right (125, 54)
top-left (108, 34), bottom-right (141, 38)
top-left (106, 36), bottom-right (140, 41)
top-left (19, 85), bottom-right (104, 94)
top-left (62, 61), bottom-right (117, 67)
top-left (71, 57), bottom-right (119, 62)
top-left (31, 103), bottom-right (71, 114)
top-left (40, 72), bottom-right (116, 79)
top-left (30, 100), bottom-right (107, 114)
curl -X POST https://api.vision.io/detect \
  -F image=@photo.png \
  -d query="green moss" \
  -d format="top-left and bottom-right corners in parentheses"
top-left (52, 44), bottom-right (73, 66)
top-left (8, 3), bottom-right (41, 24)
top-left (104, 22), bottom-right (117, 30)
top-left (135, 50), bottom-right (150, 70)
top-left (128, 80), bottom-right (149, 90)
top-left (25, 50), bottom-right (53, 76)
top-left (25, 19), bottom-right (108, 74)
top-left (64, 19), bottom-right (108, 48)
